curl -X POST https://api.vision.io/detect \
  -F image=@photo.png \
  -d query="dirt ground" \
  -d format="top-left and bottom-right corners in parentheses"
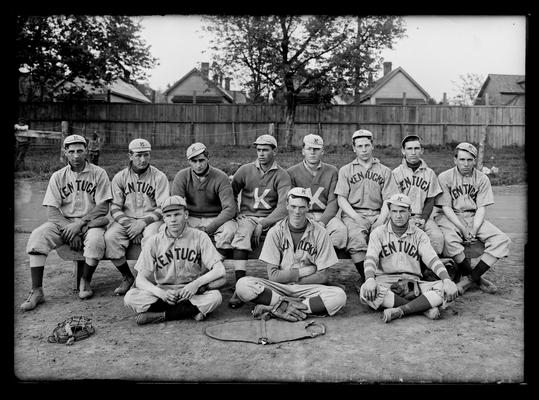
top-left (12, 183), bottom-right (526, 383)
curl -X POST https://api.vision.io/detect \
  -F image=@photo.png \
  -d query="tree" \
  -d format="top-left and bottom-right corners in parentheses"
top-left (202, 15), bottom-right (406, 148)
top-left (16, 15), bottom-right (158, 101)
top-left (449, 73), bottom-right (486, 106)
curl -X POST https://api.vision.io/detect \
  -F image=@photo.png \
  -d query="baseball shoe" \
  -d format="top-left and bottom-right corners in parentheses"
top-left (456, 275), bottom-right (476, 295)
top-left (20, 288), bottom-right (45, 311)
top-left (114, 275), bottom-right (135, 296)
top-left (382, 307), bottom-right (404, 323)
top-left (193, 312), bottom-right (205, 322)
top-left (423, 306), bottom-right (441, 320)
top-left (228, 291), bottom-right (244, 309)
top-left (78, 278), bottom-right (94, 300)
top-left (135, 311), bottom-right (166, 325)
top-left (478, 277), bottom-right (498, 294)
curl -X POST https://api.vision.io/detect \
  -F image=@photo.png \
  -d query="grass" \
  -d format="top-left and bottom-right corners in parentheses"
top-left (14, 143), bottom-right (526, 186)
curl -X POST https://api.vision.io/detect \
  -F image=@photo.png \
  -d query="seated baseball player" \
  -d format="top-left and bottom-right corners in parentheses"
top-left (123, 195), bottom-right (227, 325)
top-left (359, 193), bottom-right (459, 323)
top-left (435, 142), bottom-right (511, 295)
top-left (170, 142), bottom-right (237, 256)
top-left (286, 133), bottom-right (347, 249)
top-left (334, 129), bottom-right (399, 291)
top-left (234, 187), bottom-right (347, 320)
top-left (20, 134), bottom-right (112, 311)
top-left (103, 138), bottom-right (170, 296)
top-left (228, 134), bottom-right (291, 308)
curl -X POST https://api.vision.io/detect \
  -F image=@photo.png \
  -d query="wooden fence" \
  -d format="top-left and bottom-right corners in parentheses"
top-left (18, 103), bottom-right (525, 149)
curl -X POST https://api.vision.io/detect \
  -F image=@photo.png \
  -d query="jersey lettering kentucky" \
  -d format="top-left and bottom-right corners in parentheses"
top-left (60, 179), bottom-right (97, 199)
top-left (155, 247), bottom-right (201, 269)
top-left (380, 240), bottom-right (420, 260)
top-left (448, 184), bottom-right (478, 202)
top-left (349, 170), bottom-right (385, 186)
top-left (398, 175), bottom-right (430, 193)
top-left (124, 181), bottom-right (156, 200)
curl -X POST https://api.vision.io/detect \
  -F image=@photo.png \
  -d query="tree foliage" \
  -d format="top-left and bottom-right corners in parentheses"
top-left (449, 73), bottom-right (486, 106)
top-left (16, 15), bottom-right (158, 101)
top-left (202, 15), bottom-right (406, 147)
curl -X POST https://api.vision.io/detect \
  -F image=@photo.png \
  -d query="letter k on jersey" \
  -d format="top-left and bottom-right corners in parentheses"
top-left (254, 188), bottom-right (271, 209)
top-left (306, 187), bottom-right (325, 210)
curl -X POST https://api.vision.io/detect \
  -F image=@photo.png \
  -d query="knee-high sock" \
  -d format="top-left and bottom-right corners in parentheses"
top-left (252, 287), bottom-right (273, 305)
top-left (81, 262), bottom-right (97, 283)
top-left (399, 294), bottom-right (432, 315)
top-left (115, 262), bottom-right (133, 278)
top-left (308, 295), bottom-right (328, 315)
top-left (164, 301), bottom-right (200, 320)
top-left (30, 266), bottom-right (44, 289)
top-left (354, 261), bottom-right (365, 280)
top-left (471, 260), bottom-right (491, 282)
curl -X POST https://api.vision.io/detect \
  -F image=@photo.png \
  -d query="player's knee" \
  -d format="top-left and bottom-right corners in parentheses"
top-left (321, 286), bottom-right (347, 315)
top-left (235, 277), bottom-right (261, 301)
top-left (205, 290), bottom-right (223, 307)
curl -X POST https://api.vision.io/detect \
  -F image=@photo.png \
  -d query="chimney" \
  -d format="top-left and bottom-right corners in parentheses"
top-left (383, 61), bottom-right (392, 76)
top-left (200, 62), bottom-right (209, 78)
top-left (224, 77), bottom-right (231, 91)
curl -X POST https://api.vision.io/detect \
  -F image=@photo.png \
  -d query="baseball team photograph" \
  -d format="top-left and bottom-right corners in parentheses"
top-left (12, 14), bottom-right (528, 385)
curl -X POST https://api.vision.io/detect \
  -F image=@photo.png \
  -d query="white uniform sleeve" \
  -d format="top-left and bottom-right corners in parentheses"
top-left (259, 226), bottom-right (282, 266)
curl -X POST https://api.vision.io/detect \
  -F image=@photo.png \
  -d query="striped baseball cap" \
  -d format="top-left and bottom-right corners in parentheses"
top-left (161, 195), bottom-right (187, 213)
top-left (303, 134), bottom-right (324, 148)
top-left (63, 134), bottom-right (87, 147)
top-left (352, 129), bottom-right (373, 140)
top-left (253, 134), bottom-right (277, 148)
top-left (456, 142), bottom-right (478, 158)
top-left (387, 193), bottom-right (412, 208)
top-left (186, 142), bottom-right (207, 159)
top-left (288, 187), bottom-right (311, 202)
top-left (129, 138), bottom-right (152, 153)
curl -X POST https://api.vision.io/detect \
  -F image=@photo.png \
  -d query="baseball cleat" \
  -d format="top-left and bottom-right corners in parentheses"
top-left (478, 277), bottom-right (498, 294)
top-left (20, 288), bottom-right (45, 311)
top-left (193, 312), bottom-right (205, 321)
top-left (114, 275), bottom-right (135, 296)
top-left (135, 311), bottom-right (166, 325)
top-left (382, 307), bottom-right (404, 323)
top-left (456, 275), bottom-right (476, 295)
top-left (228, 291), bottom-right (244, 309)
top-left (423, 306), bottom-right (441, 320)
top-left (78, 278), bottom-right (94, 300)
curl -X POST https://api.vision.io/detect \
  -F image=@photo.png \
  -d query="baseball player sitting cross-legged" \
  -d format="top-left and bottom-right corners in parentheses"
top-left (228, 134), bottom-right (291, 308)
top-left (435, 142), bottom-right (511, 295)
top-left (103, 138), bottom-right (170, 296)
top-left (170, 142), bottom-right (237, 258)
top-left (359, 193), bottom-right (459, 323)
top-left (286, 134), bottom-right (347, 249)
top-left (234, 187), bottom-right (347, 320)
top-left (21, 134), bottom-right (112, 311)
top-left (123, 195), bottom-right (227, 325)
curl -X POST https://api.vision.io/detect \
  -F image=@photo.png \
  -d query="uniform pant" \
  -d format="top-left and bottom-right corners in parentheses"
top-left (414, 216), bottom-right (444, 255)
top-left (359, 274), bottom-right (444, 310)
top-left (308, 211), bottom-right (348, 249)
top-left (26, 221), bottom-right (105, 260)
top-left (187, 216), bottom-right (236, 249)
top-left (124, 283), bottom-right (222, 316)
top-left (235, 276), bottom-right (347, 316)
top-left (104, 220), bottom-right (163, 259)
top-left (230, 215), bottom-right (265, 252)
top-left (435, 212), bottom-right (510, 259)
top-left (341, 211), bottom-right (380, 254)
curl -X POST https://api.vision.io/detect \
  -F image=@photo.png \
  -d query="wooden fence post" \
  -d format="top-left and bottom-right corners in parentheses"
top-left (400, 92), bottom-right (407, 144)
top-left (477, 124), bottom-right (488, 170)
top-left (60, 120), bottom-right (69, 163)
top-left (232, 122), bottom-right (237, 146)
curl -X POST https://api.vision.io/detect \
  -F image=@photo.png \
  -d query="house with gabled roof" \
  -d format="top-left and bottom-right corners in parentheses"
top-left (358, 62), bottom-right (434, 105)
top-left (54, 76), bottom-right (152, 103)
top-left (474, 74), bottom-right (525, 106)
top-left (164, 62), bottom-right (247, 104)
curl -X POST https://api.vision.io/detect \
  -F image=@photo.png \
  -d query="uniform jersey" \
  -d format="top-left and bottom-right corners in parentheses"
top-left (334, 157), bottom-right (398, 212)
top-left (134, 226), bottom-right (223, 285)
top-left (287, 161), bottom-right (339, 225)
top-left (392, 159), bottom-right (442, 215)
top-left (259, 217), bottom-right (339, 280)
top-left (436, 167), bottom-right (494, 213)
top-left (42, 161), bottom-right (112, 218)
top-left (231, 160), bottom-right (291, 227)
top-left (364, 222), bottom-right (449, 280)
top-left (110, 164), bottom-right (169, 222)
top-left (171, 166), bottom-right (237, 232)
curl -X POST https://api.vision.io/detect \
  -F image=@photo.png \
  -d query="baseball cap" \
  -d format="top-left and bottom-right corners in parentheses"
top-left (128, 138), bottom-right (152, 153)
top-left (303, 134), bottom-right (324, 148)
top-left (387, 193), bottom-right (412, 208)
top-left (455, 142), bottom-right (478, 158)
top-left (401, 134), bottom-right (422, 148)
top-left (161, 195), bottom-right (187, 213)
top-left (352, 129), bottom-right (373, 140)
top-left (186, 142), bottom-right (207, 160)
top-left (287, 187), bottom-right (311, 202)
top-left (253, 134), bottom-right (277, 148)
top-left (63, 134), bottom-right (87, 147)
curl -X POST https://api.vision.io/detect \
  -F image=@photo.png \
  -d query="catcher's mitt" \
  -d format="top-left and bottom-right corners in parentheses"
top-left (252, 296), bottom-right (308, 322)
top-left (390, 279), bottom-right (421, 300)
top-left (47, 316), bottom-right (95, 346)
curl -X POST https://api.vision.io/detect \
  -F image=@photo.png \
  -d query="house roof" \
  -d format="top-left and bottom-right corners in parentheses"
top-left (476, 74), bottom-right (526, 98)
top-left (55, 77), bottom-right (152, 103)
top-left (359, 66), bottom-right (432, 102)
top-left (163, 68), bottom-right (234, 103)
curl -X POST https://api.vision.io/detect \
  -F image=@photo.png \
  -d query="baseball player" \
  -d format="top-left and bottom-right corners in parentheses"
top-left (86, 131), bottom-right (104, 165)
top-left (103, 138), bottom-right (170, 296)
top-left (170, 142), bottom-right (237, 256)
top-left (334, 129), bottom-right (399, 291)
top-left (235, 187), bottom-right (347, 317)
top-left (286, 134), bottom-right (347, 249)
top-left (228, 134), bottom-right (292, 308)
top-left (435, 142), bottom-right (511, 295)
top-left (124, 195), bottom-right (226, 325)
top-left (359, 193), bottom-right (459, 323)
top-left (392, 134), bottom-right (444, 255)
top-left (20, 134), bottom-right (112, 311)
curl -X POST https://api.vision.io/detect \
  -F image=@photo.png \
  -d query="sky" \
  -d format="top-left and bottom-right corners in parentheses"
top-left (137, 15), bottom-right (526, 102)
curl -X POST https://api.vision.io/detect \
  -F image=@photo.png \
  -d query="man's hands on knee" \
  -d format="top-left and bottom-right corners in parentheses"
top-left (442, 278), bottom-right (459, 302)
top-left (363, 277), bottom-right (378, 301)
top-left (61, 221), bottom-right (85, 242)
top-left (126, 220), bottom-right (146, 240)
top-left (69, 235), bottom-right (83, 251)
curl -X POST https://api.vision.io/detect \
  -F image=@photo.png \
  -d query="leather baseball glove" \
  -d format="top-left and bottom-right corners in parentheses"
top-left (390, 279), bottom-right (421, 300)
top-left (47, 316), bottom-right (95, 346)
top-left (252, 296), bottom-right (308, 322)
